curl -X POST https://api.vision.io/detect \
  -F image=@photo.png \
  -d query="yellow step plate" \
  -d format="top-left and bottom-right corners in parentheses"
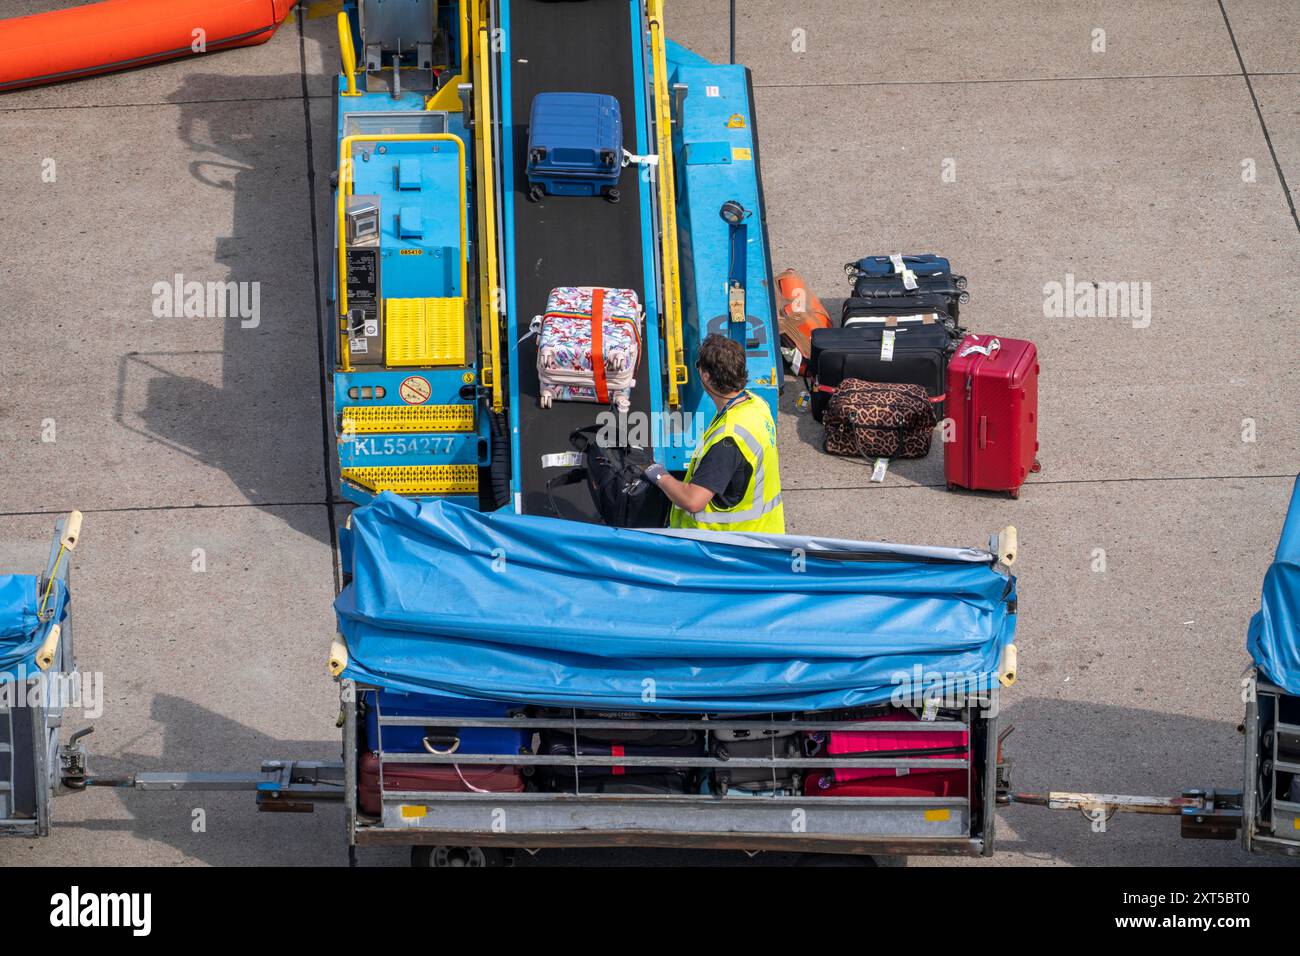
top-left (386, 297), bottom-right (466, 367)
top-left (340, 404), bottom-right (474, 435)
top-left (342, 465), bottom-right (479, 497)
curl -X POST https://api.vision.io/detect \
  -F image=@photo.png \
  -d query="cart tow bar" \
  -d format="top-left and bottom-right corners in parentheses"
top-left (59, 730), bottom-right (345, 813)
top-left (1002, 789), bottom-right (1243, 839)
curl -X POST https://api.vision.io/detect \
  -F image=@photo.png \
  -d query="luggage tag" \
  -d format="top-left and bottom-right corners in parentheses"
top-left (958, 337), bottom-right (1001, 359)
top-left (880, 329), bottom-right (896, 362)
top-left (871, 458), bottom-right (889, 482)
top-left (921, 696), bottom-right (940, 722)
top-left (901, 268), bottom-right (919, 291)
top-left (519, 314), bottom-right (543, 344)
top-left (541, 452), bottom-right (584, 469)
top-left (622, 149), bottom-right (660, 168)
top-left (780, 344), bottom-right (801, 370)
top-left (889, 253), bottom-right (906, 274)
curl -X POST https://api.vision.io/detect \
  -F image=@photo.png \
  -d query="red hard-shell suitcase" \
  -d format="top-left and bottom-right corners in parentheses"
top-left (358, 752), bottom-right (524, 816)
top-left (944, 334), bottom-right (1040, 498)
top-left (803, 769), bottom-right (968, 798)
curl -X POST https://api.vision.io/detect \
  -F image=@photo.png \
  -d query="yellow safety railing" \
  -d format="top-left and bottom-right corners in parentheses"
top-left (336, 12), bottom-right (361, 96)
top-left (646, 0), bottom-right (688, 407)
top-left (336, 133), bottom-right (468, 372)
top-left (472, 5), bottom-right (503, 412)
top-left (426, 0), bottom-right (473, 112)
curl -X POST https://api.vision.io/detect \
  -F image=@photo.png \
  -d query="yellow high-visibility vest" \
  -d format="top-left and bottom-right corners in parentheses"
top-left (670, 392), bottom-right (784, 533)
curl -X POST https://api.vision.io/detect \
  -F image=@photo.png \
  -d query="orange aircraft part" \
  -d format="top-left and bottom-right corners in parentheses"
top-left (776, 268), bottom-right (831, 374)
top-left (0, 0), bottom-right (297, 92)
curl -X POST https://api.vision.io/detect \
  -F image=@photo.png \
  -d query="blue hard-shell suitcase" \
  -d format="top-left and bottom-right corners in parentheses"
top-left (361, 689), bottom-right (529, 756)
top-left (526, 92), bottom-right (623, 202)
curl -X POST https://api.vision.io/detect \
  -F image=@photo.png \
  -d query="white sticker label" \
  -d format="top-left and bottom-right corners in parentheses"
top-left (364, 319), bottom-right (379, 337)
top-left (921, 696), bottom-right (939, 721)
top-left (706, 85), bottom-right (720, 97)
top-left (871, 458), bottom-right (889, 482)
top-left (902, 268), bottom-right (919, 291)
top-left (350, 336), bottom-right (368, 354)
top-left (540, 452), bottom-right (584, 469)
top-left (889, 253), bottom-right (905, 274)
top-left (880, 329), bottom-right (896, 362)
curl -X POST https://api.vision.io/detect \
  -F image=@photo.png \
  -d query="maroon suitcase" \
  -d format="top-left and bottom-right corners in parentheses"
top-left (944, 334), bottom-right (1040, 498)
top-left (358, 752), bottom-right (524, 815)
top-left (803, 769), bottom-right (969, 798)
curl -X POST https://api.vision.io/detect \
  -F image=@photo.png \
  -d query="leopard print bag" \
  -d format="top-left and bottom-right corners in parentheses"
top-left (822, 380), bottom-right (937, 460)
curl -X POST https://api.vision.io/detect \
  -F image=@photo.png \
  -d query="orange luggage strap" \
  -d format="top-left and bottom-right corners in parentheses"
top-left (590, 288), bottom-right (608, 405)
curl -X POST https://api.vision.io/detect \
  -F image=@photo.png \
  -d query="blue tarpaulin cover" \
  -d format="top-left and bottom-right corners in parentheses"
top-left (1247, 477), bottom-right (1300, 695)
top-left (0, 573), bottom-right (68, 681)
top-left (335, 494), bottom-right (1018, 712)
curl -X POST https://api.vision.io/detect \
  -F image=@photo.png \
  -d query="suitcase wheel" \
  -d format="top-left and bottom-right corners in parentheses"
top-left (955, 276), bottom-right (968, 291)
top-left (1030, 459), bottom-right (1042, 474)
top-left (1008, 488), bottom-right (1019, 500)
top-left (528, 183), bottom-right (545, 203)
top-left (603, 187), bottom-right (620, 204)
top-left (411, 845), bottom-right (507, 868)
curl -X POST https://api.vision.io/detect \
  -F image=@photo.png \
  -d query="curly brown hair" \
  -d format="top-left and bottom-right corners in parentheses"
top-left (696, 334), bottom-right (749, 394)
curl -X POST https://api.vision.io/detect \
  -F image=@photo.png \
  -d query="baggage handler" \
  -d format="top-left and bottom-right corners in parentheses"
top-left (643, 334), bottom-right (785, 533)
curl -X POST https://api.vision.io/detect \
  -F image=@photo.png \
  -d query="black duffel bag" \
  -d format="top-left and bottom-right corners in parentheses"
top-left (547, 426), bottom-right (671, 529)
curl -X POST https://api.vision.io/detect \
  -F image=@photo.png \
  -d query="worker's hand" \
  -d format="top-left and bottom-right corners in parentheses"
top-left (643, 462), bottom-right (667, 483)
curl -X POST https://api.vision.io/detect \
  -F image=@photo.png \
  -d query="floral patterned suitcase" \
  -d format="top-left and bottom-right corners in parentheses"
top-left (535, 286), bottom-right (643, 412)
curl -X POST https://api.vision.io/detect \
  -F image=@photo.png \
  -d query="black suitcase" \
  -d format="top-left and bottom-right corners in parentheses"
top-left (810, 323), bottom-right (952, 422)
top-left (850, 274), bottom-right (970, 323)
top-left (840, 295), bottom-right (961, 336)
top-left (535, 733), bottom-right (703, 790)
top-left (574, 772), bottom-right (690, 795)
top-left (711, 734), bottom-right (802, 795)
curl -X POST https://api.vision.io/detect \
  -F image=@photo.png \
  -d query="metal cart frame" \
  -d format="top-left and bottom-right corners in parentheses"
top-left (0, 520), bottom-right (76, 838)
top-left (342, 680), bottom-right (1003, 860)
top-left (1242, 671), bottom-right (1300, 858)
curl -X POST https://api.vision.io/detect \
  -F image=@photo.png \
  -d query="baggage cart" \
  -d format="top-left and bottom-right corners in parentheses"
top-left (1241, 673), bottom-right (1300, 857)
top-left (341, 684), bottom-right (1006, 866)
top-left (0, 518), bottom-right (78, 838)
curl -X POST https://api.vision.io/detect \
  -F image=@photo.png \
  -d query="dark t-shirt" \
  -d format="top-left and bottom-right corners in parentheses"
top-left (690, 437), bottom-right (754, 510)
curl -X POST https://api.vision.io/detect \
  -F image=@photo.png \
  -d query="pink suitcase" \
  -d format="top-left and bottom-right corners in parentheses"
top-left (809, 711), bottom-right (969, 785)
top-left (535, 286), bottom-right (643, 412)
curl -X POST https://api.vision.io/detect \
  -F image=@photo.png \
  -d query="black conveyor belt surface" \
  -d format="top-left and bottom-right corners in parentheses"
top-left (508, 0), bottom-right (652, 520)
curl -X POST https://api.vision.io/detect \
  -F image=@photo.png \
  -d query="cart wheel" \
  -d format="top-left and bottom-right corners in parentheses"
top-left (604, 187), bottom-right (620, 204)
top-left (528, 184), bottom-right (545, 203)
top-left (794, 853), bottom-right (877, 867)
top-left (411, 845), bottom-right (505, 868)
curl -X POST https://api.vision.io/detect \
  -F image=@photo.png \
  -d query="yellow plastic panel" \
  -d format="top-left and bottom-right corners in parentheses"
top-left (386, 297), bottom-right (467, 367)
top-left (340, 404), bottom-right (474, 434)
top-left (342, 465), bottom-right (479, 496)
